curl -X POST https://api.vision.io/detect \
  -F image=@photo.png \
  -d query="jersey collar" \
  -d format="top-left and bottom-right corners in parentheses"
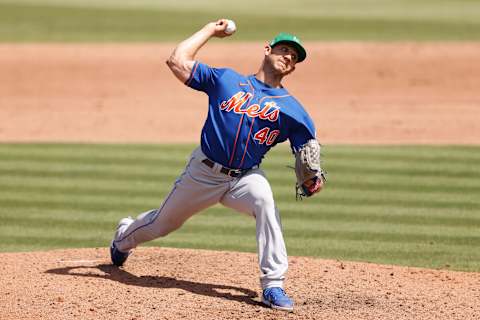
top-left (248, 75), bottom-right (288, 95)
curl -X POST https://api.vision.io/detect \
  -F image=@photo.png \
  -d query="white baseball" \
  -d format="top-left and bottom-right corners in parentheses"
top-left (224, 19), bottom-right (236, 35)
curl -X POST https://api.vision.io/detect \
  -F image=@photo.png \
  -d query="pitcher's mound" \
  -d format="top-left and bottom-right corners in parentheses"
top-left (1, 247), bottom-right (479, 319)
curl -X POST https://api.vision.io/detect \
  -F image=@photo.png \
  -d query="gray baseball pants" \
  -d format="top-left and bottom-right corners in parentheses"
top-left (113, 147), bottom-right (288, 289)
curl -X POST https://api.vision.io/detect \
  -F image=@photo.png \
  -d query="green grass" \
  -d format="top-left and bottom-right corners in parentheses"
top-left (0, 0), bottom-right (480, 41)
top-left (0, 143), bottom-right (479, 272)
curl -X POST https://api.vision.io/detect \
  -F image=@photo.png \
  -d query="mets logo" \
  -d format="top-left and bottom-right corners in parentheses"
top-left (219, 92), bottom-right (280, 122)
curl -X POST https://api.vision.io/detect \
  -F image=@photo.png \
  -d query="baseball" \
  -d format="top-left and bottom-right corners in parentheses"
top-left (224, 19), bottom-right (236, 35)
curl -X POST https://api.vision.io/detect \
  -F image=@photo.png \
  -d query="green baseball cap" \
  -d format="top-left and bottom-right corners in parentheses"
top-left (269, 32), bottom-right (307, 63)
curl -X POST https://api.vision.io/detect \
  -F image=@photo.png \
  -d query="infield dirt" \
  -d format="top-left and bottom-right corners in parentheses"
top-left (0, 43), bottom-right (479, 319)
top-left (1, 42), bottom-right (479, 144)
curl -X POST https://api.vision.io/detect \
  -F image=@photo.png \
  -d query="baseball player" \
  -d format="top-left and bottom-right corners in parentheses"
top-left (110, 19), bottom-right (325, 312)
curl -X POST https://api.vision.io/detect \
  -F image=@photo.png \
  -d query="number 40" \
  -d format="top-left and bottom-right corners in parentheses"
top-left (254, 127), bottom-right (280, 146)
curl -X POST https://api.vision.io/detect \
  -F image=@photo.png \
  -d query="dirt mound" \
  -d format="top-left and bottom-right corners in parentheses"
top-left (1, 43), bottom-right (479, 144)
top-left (1, 247), bottom-right (479, 319)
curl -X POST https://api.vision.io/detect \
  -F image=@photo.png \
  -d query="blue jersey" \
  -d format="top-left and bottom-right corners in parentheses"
top-left (186, 62), bottom-right (316, 170)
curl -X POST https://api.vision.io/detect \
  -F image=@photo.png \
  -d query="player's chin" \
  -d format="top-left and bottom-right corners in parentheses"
top-left (275, 66), bottom-right (294, 76)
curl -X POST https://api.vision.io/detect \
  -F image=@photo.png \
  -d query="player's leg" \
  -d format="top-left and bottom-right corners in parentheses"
top-left (112, 148), bottom-right (232, 255)
top-left (220, 169), bottom-right (289, 290)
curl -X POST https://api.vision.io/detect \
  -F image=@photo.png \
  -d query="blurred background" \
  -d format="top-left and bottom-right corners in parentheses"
top-left (0, 0), bottom-right (479, 271)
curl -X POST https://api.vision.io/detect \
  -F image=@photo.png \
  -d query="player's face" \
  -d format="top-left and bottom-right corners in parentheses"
top-left (265, 44), bottom-right (299, 76)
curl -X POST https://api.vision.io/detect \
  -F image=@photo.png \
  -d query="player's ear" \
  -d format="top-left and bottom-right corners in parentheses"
top-left (264, 44), bottom-right (272, 56)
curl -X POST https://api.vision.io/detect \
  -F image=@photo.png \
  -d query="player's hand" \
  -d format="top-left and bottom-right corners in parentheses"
top-left (208, 19), bottom-right (232, 38)
top-left (303, 176), bottom-right (324, 195)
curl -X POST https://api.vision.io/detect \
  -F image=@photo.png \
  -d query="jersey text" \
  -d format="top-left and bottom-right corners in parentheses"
top-left (219, 92), bottom-right (280, 122)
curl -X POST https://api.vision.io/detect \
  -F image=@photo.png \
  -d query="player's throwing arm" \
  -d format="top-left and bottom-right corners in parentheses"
top-left (166, 19), bottom-right (236, 83)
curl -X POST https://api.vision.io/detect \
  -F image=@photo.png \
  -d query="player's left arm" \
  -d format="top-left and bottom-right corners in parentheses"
top-left (166, 19), bottom-right (232, 83)
top-left (288, 116), bottom-right (325, 198)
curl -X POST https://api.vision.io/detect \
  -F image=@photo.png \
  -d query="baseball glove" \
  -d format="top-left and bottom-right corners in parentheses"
top-left (294, 139), bottom-right (326, 200)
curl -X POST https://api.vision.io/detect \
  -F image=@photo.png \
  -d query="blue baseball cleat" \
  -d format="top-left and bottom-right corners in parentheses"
top-left (262, 287), bottom-right (294, 312)
top-left (110, 217), bottom-right (134, 266)
top-left (110, 242), bottom-right (130, 267)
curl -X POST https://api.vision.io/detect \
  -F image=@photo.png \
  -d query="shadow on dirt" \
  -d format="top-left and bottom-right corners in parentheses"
top-left (46, 264), bottom-right (262, 307)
